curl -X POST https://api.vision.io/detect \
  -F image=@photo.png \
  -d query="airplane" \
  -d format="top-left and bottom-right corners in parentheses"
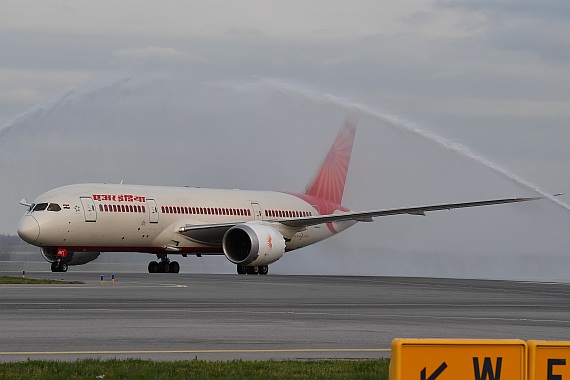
top-left (17, 120), bottom-right (538, 274)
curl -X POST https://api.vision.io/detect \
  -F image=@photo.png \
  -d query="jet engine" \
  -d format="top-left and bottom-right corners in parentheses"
top-left (222, 224), bottom-right (286, 266)
top-left (40, 248), bottom-right (101, 266)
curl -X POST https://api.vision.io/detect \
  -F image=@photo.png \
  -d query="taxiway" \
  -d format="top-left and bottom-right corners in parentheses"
top-left (1, 272), bottom-right (569, 362)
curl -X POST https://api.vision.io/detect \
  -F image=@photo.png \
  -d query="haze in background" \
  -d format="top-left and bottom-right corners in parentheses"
top-left (1, 1), bottom-right (569, 280)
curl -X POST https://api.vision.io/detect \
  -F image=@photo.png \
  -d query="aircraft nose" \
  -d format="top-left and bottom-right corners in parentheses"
top-left (18, 215), bottom-right (40, 243)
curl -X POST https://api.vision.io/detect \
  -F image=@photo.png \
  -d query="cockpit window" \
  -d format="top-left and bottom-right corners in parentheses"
top-left (32, 203), bottom-right (48, 212)
top-left (47, 203), bottom-right (61, 212)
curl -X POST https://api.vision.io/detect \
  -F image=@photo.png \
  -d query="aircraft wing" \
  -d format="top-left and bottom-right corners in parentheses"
top-left (178, 222), bottom-right (235, 244)
top-left (279, 196), bottom-right (540, 227)
top-left (178, 197), bottom-right (539, 244)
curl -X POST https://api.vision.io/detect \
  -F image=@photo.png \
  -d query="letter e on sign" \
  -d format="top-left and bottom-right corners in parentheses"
top-left (390, 338), bottom-right (526, 380)
top-left (528, 341), bottom-right (570, 380)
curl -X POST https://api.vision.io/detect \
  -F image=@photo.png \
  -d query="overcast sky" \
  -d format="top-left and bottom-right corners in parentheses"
top-left (1, 1), bottom-right (570, 280)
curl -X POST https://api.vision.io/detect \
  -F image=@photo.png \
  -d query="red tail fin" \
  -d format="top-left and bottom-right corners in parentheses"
top-left (305, 119), bottom-right (357, 205)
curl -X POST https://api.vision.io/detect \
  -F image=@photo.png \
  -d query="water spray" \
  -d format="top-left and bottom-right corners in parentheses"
top-left (230, 79), bottom-right (570, 212)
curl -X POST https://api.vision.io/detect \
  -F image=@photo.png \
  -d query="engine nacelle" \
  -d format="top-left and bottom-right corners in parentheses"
top-left (222, 223), bottom-right (286, 266)
top-left (40, 248), bottom-right (101, 266)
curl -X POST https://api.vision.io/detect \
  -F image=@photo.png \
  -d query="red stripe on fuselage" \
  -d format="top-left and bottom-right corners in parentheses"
top-left (44, 246), bottom-right (225, 255)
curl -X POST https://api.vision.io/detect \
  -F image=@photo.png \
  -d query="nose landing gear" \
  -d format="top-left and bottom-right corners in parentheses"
top-left (148, 254), bottom-right (180, 273)
top-left (50, 259), bottom-right (68, 272)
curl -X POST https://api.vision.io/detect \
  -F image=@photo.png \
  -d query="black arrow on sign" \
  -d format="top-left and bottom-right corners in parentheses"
top-left (421, 362), bottom-right (448, 380)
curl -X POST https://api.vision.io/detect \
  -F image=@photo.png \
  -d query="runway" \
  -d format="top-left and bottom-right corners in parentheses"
top-left (1, 272), bottom-right (570, 362)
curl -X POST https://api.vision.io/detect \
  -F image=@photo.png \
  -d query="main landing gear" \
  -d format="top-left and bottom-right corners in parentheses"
top-left (51, 259), bottom-right (68, 273)
top-left (148, 254), bottom-right (180, 273)
top-left (237, 265), bottom-right (269, 275)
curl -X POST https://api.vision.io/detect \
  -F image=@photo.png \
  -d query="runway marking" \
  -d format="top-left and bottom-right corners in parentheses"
top-left (1, 302), bottom-right (558, 307)
top-left (4, 304), bottom-right (570, 324)
top-left (0, 348), bottom-right (390, 356)
top-left (0, 283), bottom-right (188, 289)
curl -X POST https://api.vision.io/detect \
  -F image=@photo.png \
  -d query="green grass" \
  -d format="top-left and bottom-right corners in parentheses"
top-left (0, 359), bottom-right (390, 379)
top-left (0, 276), bottom-right (84, 285)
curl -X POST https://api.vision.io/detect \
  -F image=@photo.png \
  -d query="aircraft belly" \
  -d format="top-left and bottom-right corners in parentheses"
top-left (286, 225), bottom-right (333, 250)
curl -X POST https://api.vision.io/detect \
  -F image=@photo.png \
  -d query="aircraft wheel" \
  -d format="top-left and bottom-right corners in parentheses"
top-left (246, 266), bottom-right (257, 275)
top-left (170, 261), bottom-right (180, 273)
top-left (259, 265), bottom-right (268, 275)
top-left (51, 262), bottom-right (59, 272)
top-left (148, 261), bottom-right (159, 273)
top-left (159, 262), bottom-right (170, 273)
top-left (60, 262), bottom-right (68, 272)
top-left (237, 265), bottom-right (247, 275)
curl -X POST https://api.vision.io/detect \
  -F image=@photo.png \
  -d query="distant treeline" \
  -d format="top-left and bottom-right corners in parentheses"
top-left (0, 234), bottom-right (34, 255)
top-left (0, 234), bottom-right (23, 245)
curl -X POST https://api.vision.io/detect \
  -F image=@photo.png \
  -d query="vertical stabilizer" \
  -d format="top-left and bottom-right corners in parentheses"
top-left (305, 119), bottom-right (357, 205)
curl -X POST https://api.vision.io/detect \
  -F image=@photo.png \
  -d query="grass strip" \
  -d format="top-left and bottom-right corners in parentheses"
top-left (0, 359), bottom-right (390, 379)
top-left (0, 276), bottom-right (84, 285)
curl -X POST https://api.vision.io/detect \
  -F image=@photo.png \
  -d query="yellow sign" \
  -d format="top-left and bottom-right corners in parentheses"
top-left (529, 341), bottom-right (570, 380)
top-left (390, 339), bottom-right (527, 380)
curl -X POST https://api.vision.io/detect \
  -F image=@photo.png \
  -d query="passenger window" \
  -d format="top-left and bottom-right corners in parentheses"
top-left (47, 203), bottom-right (61, 212)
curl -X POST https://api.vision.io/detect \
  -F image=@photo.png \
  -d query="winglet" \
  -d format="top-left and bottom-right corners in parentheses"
top-left (305, 119), bottom-right (357, 205)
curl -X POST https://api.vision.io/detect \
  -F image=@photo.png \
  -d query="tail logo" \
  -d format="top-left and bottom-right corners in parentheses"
top-left (305, 119), bottom-right (357, 205)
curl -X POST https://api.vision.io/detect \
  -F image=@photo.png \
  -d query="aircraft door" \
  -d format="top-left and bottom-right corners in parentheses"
top-left (251, 202), bottom-right (262, 221)
top-left (147, 199), bottom-right (159, 223)
top-left (79, 197), bottom-right (97, 222)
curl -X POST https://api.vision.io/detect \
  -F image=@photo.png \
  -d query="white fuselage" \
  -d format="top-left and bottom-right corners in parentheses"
top-left (18, 183), bottom-right (355, 256)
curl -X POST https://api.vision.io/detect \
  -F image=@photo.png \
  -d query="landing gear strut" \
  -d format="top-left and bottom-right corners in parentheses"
top-left (237, 265), bottom-right (268, 275)
top-left (148, 254), bottom-right (180, 274)
top-left (51, 259), bottom-right (68, 273)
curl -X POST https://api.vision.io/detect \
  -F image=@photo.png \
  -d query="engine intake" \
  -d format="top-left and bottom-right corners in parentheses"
top-left (222, 224), bottom-right (285, 266)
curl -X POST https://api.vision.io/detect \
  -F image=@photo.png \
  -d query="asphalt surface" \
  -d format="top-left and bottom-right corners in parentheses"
top-left (1, 272), bottom-right (570, 362)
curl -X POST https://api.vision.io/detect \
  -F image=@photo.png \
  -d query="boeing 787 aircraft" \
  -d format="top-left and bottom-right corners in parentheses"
top-left (17, 120), bottom-right (536, 274)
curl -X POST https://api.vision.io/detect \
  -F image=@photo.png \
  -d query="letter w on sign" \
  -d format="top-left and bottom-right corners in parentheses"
top-left (473, 357), bottom-right (503, 380)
